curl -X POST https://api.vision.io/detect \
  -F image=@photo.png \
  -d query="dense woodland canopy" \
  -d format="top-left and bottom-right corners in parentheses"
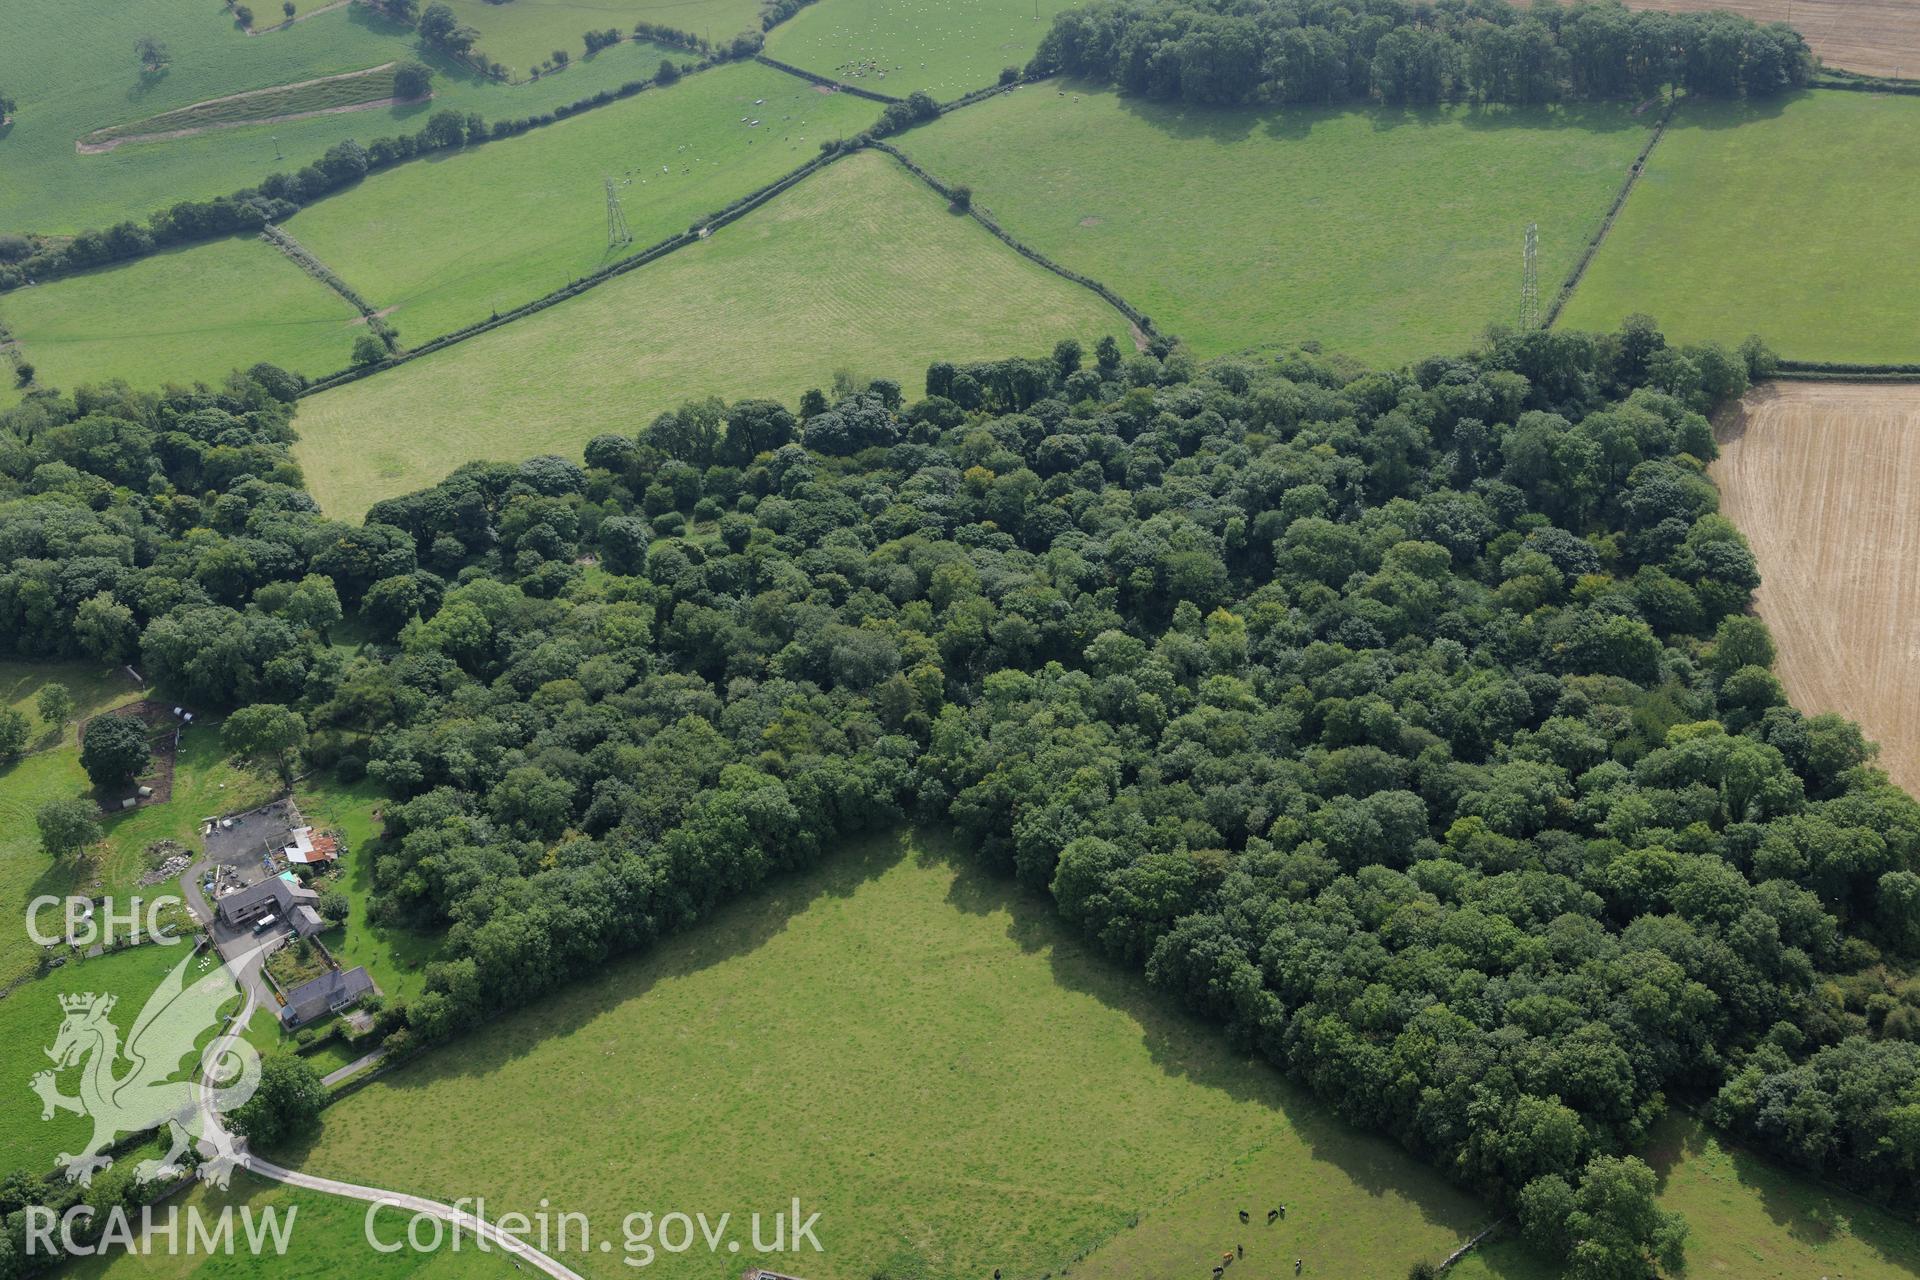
top-left (4, 321), bottom-right (1920, 1277)
top-left (1029, 0), bottom-right (1814, 106)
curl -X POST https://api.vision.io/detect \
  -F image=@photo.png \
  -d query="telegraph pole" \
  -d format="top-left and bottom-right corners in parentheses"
top-left (605, 177), bottom-right (632, 248)
top-left (1520, 223), bottom-right (1539, 329)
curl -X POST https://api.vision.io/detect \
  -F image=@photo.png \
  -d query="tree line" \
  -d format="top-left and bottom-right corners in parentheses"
top-left (3, 318), bottom-right (1919, 1276)
top-left (1029, 0), bottom-right (1814, 107)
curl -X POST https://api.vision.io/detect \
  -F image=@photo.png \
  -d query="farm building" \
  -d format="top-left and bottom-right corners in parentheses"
top-left (280, 966), bottom-right (376, 1028)
top-left (215, 876), bottom-right (322, 935)
top-left (283, 825), bottom-right (339, 867)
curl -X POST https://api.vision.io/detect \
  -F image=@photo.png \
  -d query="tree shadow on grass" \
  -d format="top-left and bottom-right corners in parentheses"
top-left (1643, 1109), bottom-right (1920, 1270)
top-left (1103, 83), bottom-right (1657, 145)
top-left (269, 827), bottom-right (914, 1168)
top-left (924, 832), bottom-right (1499, 1230)
top-left (1665, 88), bottom-right (1797, 131)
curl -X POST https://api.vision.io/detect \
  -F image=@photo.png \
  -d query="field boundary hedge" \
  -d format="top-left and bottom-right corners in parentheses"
top-left (872, 141), bottom-right (1163, 342)
top-left (1773, 362), bottom-right (1920, 381)
top-left (261, 223), bottom-right (398, 351)
top-left (297, 148), bottom-right (852, 396)
top-left (1812, 75), bottom-right (1920, 97)
top-left (0, 51), bottom-right (750, 291)
top-left (1542, 98), bottom-right (1674, 329)
top-left (754, 54), bottom-right (902, 103)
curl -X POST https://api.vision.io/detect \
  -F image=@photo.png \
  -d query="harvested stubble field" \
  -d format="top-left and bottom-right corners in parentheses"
top-left (1710, 380), bottom-right (1920, 797)
top-left (0, 235), bottom-right (362, 394)
top-left (292, 148), bottom-right (1128, 515)
top-left (284, 61), bottom-right (878, 346)
top-left (1619, 0), bottom-right (1920, 79)
top-left (897, 87), bottom-right (1654, 363)
top-left (1558, 91), bottom-right (1920, 363)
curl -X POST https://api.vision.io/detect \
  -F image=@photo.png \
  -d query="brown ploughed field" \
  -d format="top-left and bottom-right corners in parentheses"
top-left (1620, 0), bottom-right (1920, 77)
top-left (1712, 380), bottom-right (1920, 795)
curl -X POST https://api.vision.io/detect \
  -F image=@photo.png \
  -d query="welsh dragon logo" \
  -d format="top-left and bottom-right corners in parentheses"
top-left (31, 942), bottom-right (266, 1189)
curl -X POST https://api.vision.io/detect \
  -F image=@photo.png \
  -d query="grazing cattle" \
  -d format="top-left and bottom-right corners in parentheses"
top-left (1266, 1209), bottom-right (1279, 1224)
top-left (1212, 1268), bottom-right (1224, 1278)
top-left (1238, 1209), bottom-right (1250, 1223)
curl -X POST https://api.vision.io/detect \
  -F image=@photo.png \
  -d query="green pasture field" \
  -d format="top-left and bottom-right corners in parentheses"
top-left (259, 832), bottom-right (1503, 1280)
top-left (439, 0), bottom-right (765, 75)
top-left (0, 236), bottom-right (362, 395)
top-left (896, 86), bottom-right (1655, 363)
top-left (766, 0), bottom-right (1086, 99)
top-left (284, 61), bottom-right (878, 346)
top-left (1557, 90), bottom-right (1920, 363)
top-left (0, 0), bottom-right (679, 235)
top-left (1450, 1114), bottom-right (1920, 1280)
top-left (68, 1172), bottom-right (520, 1279)
top-left (0, 941), bottom-right (230, 1177)
top-left (84, 63), bottom-right (405, 147)
top-left (291, 147), bottom-right (1129, 515)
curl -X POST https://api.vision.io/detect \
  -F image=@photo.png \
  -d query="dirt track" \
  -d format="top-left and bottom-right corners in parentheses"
top-left (1712, 380), bottom-right (1920, 795)
top-left (1622, 0), bottom-right (1920, 78)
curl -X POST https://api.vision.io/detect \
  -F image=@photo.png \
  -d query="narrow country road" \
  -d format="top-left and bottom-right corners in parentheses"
top-left (188, 953), bottom-right (580, 1278)
top-left (238, 1153), bottom-right (588, 1280)
top-left (319, 1047), bottom-right (387, 1087)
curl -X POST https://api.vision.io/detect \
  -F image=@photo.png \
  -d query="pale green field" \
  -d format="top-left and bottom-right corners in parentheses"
top-left (1558, 91), bottom-right (1920, 363)
top-left (0, 0), bottom-right (680, 234)
top-left (285, 61), bottom-right (878, 345)
top-left (898, 86), bottom-right (1655, 362)
top-left (766, 0), bottom-right (1087, 98)
top-left (292, 147), bottom-right (1129, 515)
top-left (441, 0), bottom-right (764, 73)
top-left (266, 834), bottom-right (1505, 1280)
top-left (0, 236), bottom-right (361, 394)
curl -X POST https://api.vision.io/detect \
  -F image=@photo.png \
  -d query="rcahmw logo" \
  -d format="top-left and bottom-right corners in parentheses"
top-left (32, 942), bottom-right (266, 1189)
top-left (26, 1204), bottom-right (298, 1257)
top-left (26, 895), bottom-right (184, 948)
